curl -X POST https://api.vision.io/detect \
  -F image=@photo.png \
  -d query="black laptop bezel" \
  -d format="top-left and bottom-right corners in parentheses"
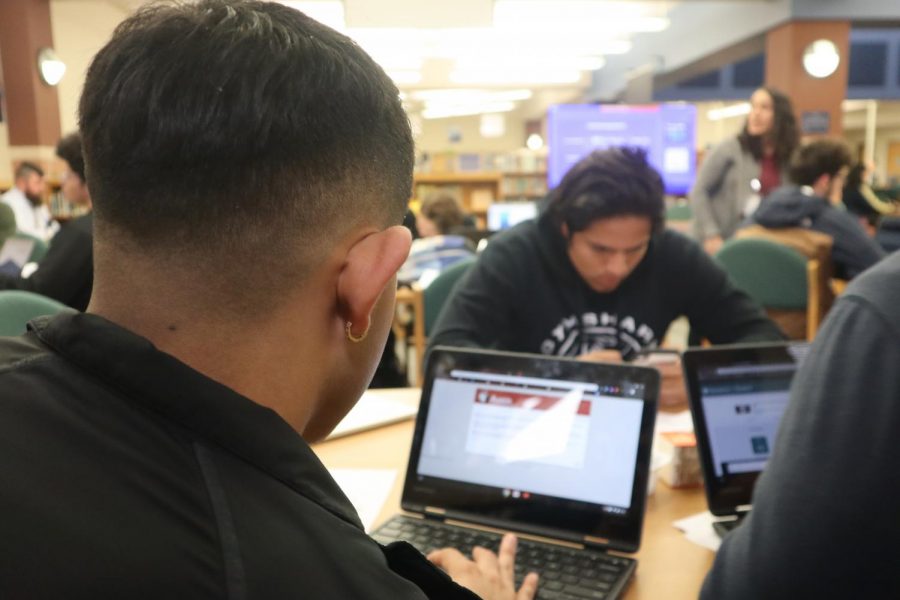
top-left (400, 346), bottom-right (659, 553)
top-left (682, 342), bottom-right (805, 517)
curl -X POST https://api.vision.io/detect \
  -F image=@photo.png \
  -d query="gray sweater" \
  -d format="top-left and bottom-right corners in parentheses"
top-left (701, 251), bottom-right (900, 598)
top-left (690, 137), bottom-right (761, 241)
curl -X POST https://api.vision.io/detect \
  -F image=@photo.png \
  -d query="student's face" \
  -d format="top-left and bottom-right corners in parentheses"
top-left (564, 215), bottom-right (653, 293)
top-left (61, 166), bottom-right (89, 206)
top-left (827, 167), bottom-right (849, 205)
top-left (20, 172), bottom-right (45, 205)
top-left (416, 212), bottom-right (438, 237)
top-left (746, 89), bottom-right (775, 137)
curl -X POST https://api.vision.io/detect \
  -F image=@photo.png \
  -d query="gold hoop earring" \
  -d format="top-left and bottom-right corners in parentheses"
top-left (345, 321), bottom-right (370, 343)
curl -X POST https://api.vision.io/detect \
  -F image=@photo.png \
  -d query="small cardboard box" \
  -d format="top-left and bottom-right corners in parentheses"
top-left (657, 431), bottom-right (703, 489)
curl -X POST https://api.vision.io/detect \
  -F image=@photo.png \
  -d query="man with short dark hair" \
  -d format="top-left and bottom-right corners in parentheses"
top-left (0, 2), bottom-right (534, 599)
top-left (746, 138), bottom-right (886, 279)
top-left (0, 132), bottom-right (93, 310)
top-left (429, 148), bottom-right (783, 405)
top-left (0, 160), bottom-right (57, 241)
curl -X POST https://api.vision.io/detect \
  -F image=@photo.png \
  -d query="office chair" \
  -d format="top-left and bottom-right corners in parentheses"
top-left (409, 257), bottom-right (477, 385)
top-left (715, 237), bottom-right (827, 341)
top-left (0, 290), bottom-right (74, 336)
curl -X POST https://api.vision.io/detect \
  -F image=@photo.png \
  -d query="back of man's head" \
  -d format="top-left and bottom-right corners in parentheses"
top-left (547, 147), bottom-right (664, 235)
top-left (14, 161), bottom-right (44, 182)
top-left (789, 138), bottom-right (852, 187)
top-left (79, 0), bottom-right (413, 312)
top-left (56, 133), bottom-right (85, 182)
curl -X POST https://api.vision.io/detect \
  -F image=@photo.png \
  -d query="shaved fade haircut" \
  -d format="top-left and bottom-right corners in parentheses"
top-left (79, 0), bottom-right (413, 312)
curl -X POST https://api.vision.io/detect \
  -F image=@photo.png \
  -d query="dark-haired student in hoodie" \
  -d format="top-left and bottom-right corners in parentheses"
top-left (746, 138), bottom-right (886, 280)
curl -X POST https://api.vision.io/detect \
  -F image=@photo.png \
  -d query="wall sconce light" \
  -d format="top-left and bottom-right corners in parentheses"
top-left (802, 39), bottom-right (840, 79)
top-left (37, 47), bottom-right (66, 86)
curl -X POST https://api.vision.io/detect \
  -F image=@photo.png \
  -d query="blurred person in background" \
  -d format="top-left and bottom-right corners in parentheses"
top-left (746, 138), bottom-right (885, 280)
top-left (691, 87), bottom-right (799, 255)
top-left (398, 193), bottom-right (475, 287)
top-left (0, 133), bottom-right (93, 310)
top-left (842, 160), bottom-right (897, 236)
top-left (0, 161), bottom-right (58, 242)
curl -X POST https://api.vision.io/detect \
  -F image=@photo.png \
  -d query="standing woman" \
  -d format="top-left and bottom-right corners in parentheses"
top-left (691, 87), bottom-right (799, 254)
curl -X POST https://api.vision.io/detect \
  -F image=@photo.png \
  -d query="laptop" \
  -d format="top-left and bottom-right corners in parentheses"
top-left (371, 347), bottom-right (659, 599)
top-left (682, 342), bottom-right (809, 537)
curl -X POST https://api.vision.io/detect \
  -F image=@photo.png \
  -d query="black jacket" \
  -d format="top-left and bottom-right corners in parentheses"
top-left (750, 186), bottom-right (886, 279)
top-left (0, 313), bottom-right (474, 599)
top-left (702, 251), bottom-right (900, 598)
top-left (429, 214), bottom-right (783, 358)
top-left (0, 212), bottom-right (93, 310)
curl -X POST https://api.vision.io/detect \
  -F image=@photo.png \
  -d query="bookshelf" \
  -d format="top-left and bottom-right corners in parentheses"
top-left (413, 150), bottom-right (548, 221)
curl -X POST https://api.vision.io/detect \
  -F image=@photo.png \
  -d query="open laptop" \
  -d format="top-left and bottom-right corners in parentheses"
top-left (371, 347), bottom-right (659, 599)
top-left (682, 342), bottom-right (809, 537)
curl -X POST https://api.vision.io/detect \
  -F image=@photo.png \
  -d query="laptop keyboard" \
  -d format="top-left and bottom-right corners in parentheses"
top-left (372, 515), bottom-right (634, 600)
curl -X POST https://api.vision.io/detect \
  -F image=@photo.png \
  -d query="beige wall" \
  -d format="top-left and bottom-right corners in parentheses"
top-left (50, 0), bottom-right (129, 136)
top-left (414, 111), bottom-right (528, 154)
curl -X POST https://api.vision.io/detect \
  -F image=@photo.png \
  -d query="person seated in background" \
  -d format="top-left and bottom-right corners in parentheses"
top-left (701, 250), bottom-right (900, 599)
top-left (842, 160), bottom-right (897, 237)
top-left (0, 161), bottom-right (58, 242)
top-left (0, 2), bottom-right (534, 598)
top-left (746, 138), bottom-right (886, 280)
top-left (429, 147), bottom-right (784, 408)
top-left (398, 193), bottom-right (476, 287)
top-left (0, 132), bottom-right (93, 310)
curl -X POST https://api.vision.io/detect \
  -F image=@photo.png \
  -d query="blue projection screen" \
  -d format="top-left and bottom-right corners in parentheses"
top-left (547, 104), bottom-right (697, 196)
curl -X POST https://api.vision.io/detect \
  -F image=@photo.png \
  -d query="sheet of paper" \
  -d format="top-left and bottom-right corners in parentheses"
top-left (673, 511), bottom-right (722, 552)
top-left (327, 391), bottom-right (419, 440)
top-left (329, 468), bottom-right (397, 532)
top-left (656, 409), bottom-right (694, 433)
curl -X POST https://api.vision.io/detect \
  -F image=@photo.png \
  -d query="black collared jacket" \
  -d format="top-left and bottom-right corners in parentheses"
top-left (0, 313), bottom-right (475, 599)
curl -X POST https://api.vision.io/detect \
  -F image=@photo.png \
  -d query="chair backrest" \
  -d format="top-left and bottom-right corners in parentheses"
top-left (715, 237), bottom-right (808, 309)
top-left (423, 257), bottom-right (477, 336)
top-left (0, 290), bottom-right (74, 336)
top-left (0, 203), bottom-right (16, 246)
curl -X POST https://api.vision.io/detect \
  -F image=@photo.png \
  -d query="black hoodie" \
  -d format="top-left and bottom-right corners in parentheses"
top-left (749, 185), bottom-right (886, 279)
top-left (428, 213), bottom-right (783, 359)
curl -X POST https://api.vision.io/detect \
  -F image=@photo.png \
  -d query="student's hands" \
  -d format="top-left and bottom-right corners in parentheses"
top-left (635, 355), bottom-right (688, 411)
top-left (428, 534), bottom-right (539, 600)
top-left (703, 235), bottom-right (724, 255)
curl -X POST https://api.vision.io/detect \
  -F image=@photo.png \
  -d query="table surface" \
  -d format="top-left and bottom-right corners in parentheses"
top-left (312, 388), bottom-right (714, 600)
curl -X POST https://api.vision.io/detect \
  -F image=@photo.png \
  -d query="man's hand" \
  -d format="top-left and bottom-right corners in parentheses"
top-left (703, 235), bottom-right (723, 256)
top-left (428, 534), bottom-right (539, 600)
top-left (634, 355), bottom-right (688, 410)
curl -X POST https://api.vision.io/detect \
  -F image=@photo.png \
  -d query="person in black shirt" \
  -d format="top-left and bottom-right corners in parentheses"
top-left (0, 132), bottom-right (93, 310)
top-left (429, 148), bottom-right (784, 407)
top-left (0, 2), bottom-right (535, 599)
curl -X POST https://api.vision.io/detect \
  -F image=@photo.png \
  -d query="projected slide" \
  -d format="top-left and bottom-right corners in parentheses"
top-left (547, 103), bottom-right (697, 195)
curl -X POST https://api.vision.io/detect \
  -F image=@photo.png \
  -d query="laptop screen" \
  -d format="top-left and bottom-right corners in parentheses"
top-left (683, 342), bottom-right (809, 516)
top-left (401, 347), bottom-right (659, 552)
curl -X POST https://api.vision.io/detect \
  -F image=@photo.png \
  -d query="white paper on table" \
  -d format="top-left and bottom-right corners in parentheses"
top-left (326, 391), bottom-right (419, 440)
top-left (673, 511), bottom-right (722, 552)
top-left (329, 468), bottom-right (397, 532)
top-left (655, 409), bottom-right (694, 433)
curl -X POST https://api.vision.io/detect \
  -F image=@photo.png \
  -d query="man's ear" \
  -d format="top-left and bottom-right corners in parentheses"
top-left (337, 225), bottom-right (412, 334)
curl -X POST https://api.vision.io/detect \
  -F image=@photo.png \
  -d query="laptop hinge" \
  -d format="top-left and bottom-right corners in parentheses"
top-left (735, 504), bottom-right (752, 515)
top-left (582, 535), bottom-right (611, 549)
top-left (423, 506), bottom-right (447, 520)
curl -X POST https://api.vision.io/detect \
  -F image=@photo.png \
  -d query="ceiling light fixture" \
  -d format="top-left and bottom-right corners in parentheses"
top-left (423, 101), bottom-right (517, 120)
top-left (802, 39), bottom-right (840, 79)
top-left (707, 102), bottom-right (751, 121)
top-left (37, 48), bottom-right (66, 86)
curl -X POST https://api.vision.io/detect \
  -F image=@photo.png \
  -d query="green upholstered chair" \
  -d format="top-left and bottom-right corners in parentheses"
top-left (15, 232), bottom-right (49, 263)
top-left (0, 203), bottom-right (16, 246)
top-left (714, 237), bottom-right (824, 341)
top-left (0, 290), bottom-right (74, 336)
top-left (409, 257), bottom-right (477, 384)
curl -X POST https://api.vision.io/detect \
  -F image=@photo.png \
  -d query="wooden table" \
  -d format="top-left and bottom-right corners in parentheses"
top-left (313, 388), bottom-right (714, 599)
